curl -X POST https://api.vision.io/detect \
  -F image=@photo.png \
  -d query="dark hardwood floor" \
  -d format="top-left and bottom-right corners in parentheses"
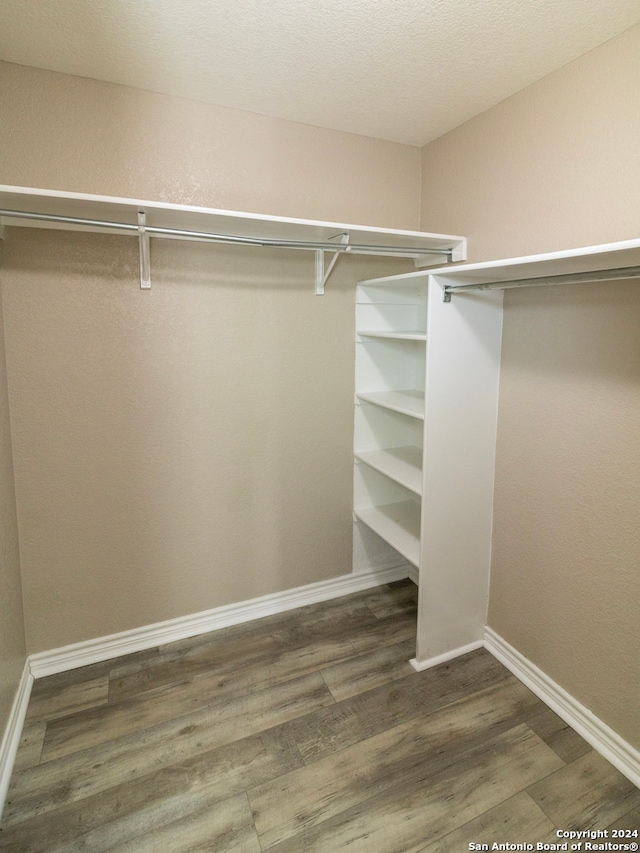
top-left (1, 579), bottom-right (638, 851)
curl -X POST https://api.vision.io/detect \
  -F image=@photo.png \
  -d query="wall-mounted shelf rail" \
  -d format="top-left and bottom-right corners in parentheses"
top-left (364, 238), bottom-right (640, 303)
top-left (423, 239), bottom-right (640, 302)
top-left (441, 264), bottom-right (640, 300)
top-left (0, 185), bottom-right (466, 293)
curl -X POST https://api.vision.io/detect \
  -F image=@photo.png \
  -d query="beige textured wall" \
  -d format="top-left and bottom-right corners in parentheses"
top-left (421, 25), bottom-right (640, 748)
top-left (1, 230), bottom-right (406, 653)
top-left (0, 61), bottom-right (421, 229)
top-left (0, 250), bottom-right (26, 732)
top-left (492, 282), bottom-right (640, 748)
top-left (421, 25), bottom-right (640, 260)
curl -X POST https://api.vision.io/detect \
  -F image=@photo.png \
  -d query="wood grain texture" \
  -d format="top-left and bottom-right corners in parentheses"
top-left (10, 722), bottom-right (46, 773)
top-left (3, 672), bottom-right (330, 827)
top-left (40, 640), bottom-right (348, 761)
top-left (262, 725), bottom-right (565, 853)
top-left (607, 803), bottom-right (640, 833)
top-left (25, 675), bottom-right (109, 725)
top-left (1, 580), bottom-right (636, 852)
top-left (418, 792), bottom-right (558, 853)
top-left (319, 636), bottom-right (416, 701)
top-left (1, 728), bottom-right (302, 850)
top-left (526, 707), bottom-right (593, 764)
top-left (528, 750), bottom-right (640, 830)
top-left (248, 678), bottom-right (544, 848)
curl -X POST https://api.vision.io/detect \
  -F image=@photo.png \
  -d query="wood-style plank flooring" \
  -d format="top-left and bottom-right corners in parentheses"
top-left (1, 580), bottom-right (638, 851)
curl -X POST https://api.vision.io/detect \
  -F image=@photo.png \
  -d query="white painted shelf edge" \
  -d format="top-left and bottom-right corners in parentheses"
top-left (358, 238), bottom-right (640, 287)
top-left (356, 330), bottom-right (427, 341)
top-left (0, 184), bottom-right (466, 261)
top-left (356, 390), bottom-right (425, 420)
top-left (354, 446), bottom-right (422, 495)
top-left (354, 501), bottom-right (421, 568)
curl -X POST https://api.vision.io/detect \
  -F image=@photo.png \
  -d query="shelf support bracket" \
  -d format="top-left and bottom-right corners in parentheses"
top-left (138, 211), bottom-right (151, 289)
top-left (315, 233), bottom-right (350, 295)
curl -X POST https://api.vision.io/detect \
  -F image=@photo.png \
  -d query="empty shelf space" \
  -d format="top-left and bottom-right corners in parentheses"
top-left (354, 446), bottom-right (422, 495)
top-left (357, 330), bottom-right (427, 341)
top-left (356, 390), bottom-right (425, 419)
top-left (354, 500), bottom-right (420, 567)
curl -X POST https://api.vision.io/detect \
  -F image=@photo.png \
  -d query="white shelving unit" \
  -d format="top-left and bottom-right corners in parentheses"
top-left (354, 237), bottom-right (640, 672)
top-left (353, 281), bottom-right (427, 580)
top-left (352, 266), bottom-right (505, 669)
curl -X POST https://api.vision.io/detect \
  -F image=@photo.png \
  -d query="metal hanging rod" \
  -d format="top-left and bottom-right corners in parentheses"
top-left (0, 208), bottom-right (453, 258)
top-left (442, 264), bottom-right (640, 301)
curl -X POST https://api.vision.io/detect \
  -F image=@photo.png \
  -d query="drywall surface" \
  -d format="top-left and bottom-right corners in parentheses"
top-left (0, 255), bottom-right (26, 732)
top-left (420, 25), bottom-right (640, 748)
top-left (0, 61), bottom-right (421, 230)
top-left (492, 282), bottom-right (640, 748)
top-left (1, 228), bottom-right (406, 652)
top-left (420, 25), bottom-right (640, 259)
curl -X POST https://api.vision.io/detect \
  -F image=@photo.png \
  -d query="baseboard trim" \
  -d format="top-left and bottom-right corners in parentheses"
top-left (29, 563), bottom-right (411, 679)
top-left (0, 660), bottom-right (33, 819)
top-left (409, 639), bottom-right (484, 672)
top-left (485, 627), bottom-right (640, 789)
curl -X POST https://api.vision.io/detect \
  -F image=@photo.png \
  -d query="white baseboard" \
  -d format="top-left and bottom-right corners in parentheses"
top-left (29, 563), bottom-right (411, 679)
top-left (409, 639), bottom-right (484, 672)
top-left (485, 627), bottom-right (640, 790)
top-left (0, 660), bottom-right (33, 820)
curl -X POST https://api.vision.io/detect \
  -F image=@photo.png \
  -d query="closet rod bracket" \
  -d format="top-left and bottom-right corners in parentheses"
top-left (138, 211), bottom-right (151, 289)
top-left (315, 233), bottom-right (350, 295)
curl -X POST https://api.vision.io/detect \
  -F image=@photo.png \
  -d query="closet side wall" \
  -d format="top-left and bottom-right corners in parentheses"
top-left (419, 24), bottom-right (640, 258)
top-left (420, 24), bottom-right (640, 749)
top-left (0, 249), bottom-right (26, 733)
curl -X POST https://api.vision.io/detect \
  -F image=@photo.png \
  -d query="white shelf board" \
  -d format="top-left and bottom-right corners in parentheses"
top-left (0, 185), bottom-right (466, 261)
top-left (360, 238), bottom-right (640, 288)
top-left (354, 446), bottom-right (423, 495)
top-left (356, 390), bottom-right (424, 420)
top-left (354, 500), bottom-right (421, 568)
top-left (359, 271), bottom-right (432, 287)
top-left (356, 330), bottom-right (427, 341)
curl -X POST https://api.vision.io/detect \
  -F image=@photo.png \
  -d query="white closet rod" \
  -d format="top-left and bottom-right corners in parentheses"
top-left (442, 264), bottom-right (640, 301)
top-left (0, 208), bottom-right (453, 259)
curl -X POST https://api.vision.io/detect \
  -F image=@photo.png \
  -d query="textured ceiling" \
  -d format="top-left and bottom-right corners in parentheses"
top-left (1, 0), bottom-right (640, 146)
